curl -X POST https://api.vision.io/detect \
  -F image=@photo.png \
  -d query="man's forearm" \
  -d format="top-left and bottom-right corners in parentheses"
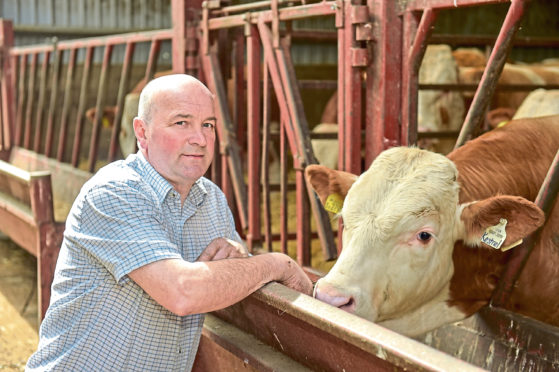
top-left (129, 252), bottom-right (311, 316)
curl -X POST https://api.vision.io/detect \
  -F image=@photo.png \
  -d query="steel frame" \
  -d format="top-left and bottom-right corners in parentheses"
top-left (1, 0), bottom-right (559, 368)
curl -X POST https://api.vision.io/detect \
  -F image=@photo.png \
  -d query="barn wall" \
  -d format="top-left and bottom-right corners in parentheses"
top-left (0, 0), bottom-right (172, 64)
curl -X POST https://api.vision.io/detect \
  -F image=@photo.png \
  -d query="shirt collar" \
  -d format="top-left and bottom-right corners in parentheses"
top-left (134, 151), bottom-right (207, 206)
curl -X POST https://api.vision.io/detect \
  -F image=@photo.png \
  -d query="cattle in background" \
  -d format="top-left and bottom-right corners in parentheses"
top-left (513, 89), bottom-right (559, 120)
top-left (451, 47), bottom-right (487, 68)
top-left (305, 114), bottom-right (559, 337)
top-left (85, 70), bottom-right (174, 157)
top-left (312, 44), bottom-right (466, 168)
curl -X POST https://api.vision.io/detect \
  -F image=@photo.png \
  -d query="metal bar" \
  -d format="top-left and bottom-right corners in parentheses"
top-left (33, 49), bottom-right (51, 153)
top-left (108, 42), bottom-right (135, 162)
top-left (144, 39), bottom-right (161, 82)
top-left (71, 46), bottom-right (94, 168)
top-left (10, 29), bottom-right (173, 55)
top-left (88, 44), bottom-right (114, 173)
top-left (365, 0), bottom-right (402, 165)
top-left (171, 0), bottom-right (187, 73)
top-left (57, 47), bottom-right (77, 162)
top-left (0, 20), bottom-right (15, 152)
top-left (340, 0), bottom-right (363, 174)
top-left (454, 0), bottom-right (526, 149)
top-left (261, 63), bottom-right (273, 253)
top-left (213, 283), bottom-right (482, 371)
top-left (280, 118), bottom-right (288, 255)
top-left (491, 149), bottom-right (559, 308)
top-left (45, 44), bottom-right (62, 158)
top-left (15, 54), bottom-right (27, 147)
top-left (275, 40), bottom-right (312, 265)
top-left (23, 53), bottom-right (38, 150)
top-left (401, 9), bottom-right (437, 147)
top-left (234, 32), bottom-right (246, 152)
top-left (246, 25), bottom-right (262, 252)
top-left (208, 1), bottom-right (337, 30)
top-left (405, 0), bottom-right (511, 11)
top-left (200, 47), bottom-right (249, 230)
top-left (212, 0), bottom-right (304, 15)
top-left (259, 19), bottom-right (336, 262)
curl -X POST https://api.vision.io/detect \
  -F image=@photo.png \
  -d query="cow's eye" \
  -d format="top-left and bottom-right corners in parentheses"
top-left (418, 231), bottom-right (432, 243)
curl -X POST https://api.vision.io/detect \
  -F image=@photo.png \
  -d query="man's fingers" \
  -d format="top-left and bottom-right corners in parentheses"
top-left (197, 237), bottom-right (248, 262)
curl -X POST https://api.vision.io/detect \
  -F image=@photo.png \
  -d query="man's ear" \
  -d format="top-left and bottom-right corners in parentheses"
top-left (133, 117), bottom-right (147, 150)
top-left (304, 164), bottom-right (358, 205)
top-left (459, 195), bottom-right (545, 248)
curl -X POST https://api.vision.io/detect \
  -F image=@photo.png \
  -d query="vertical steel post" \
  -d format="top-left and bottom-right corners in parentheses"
top-left (247, 24), bottom-right (262, 252)
top-left (34, 49), bottom-right (51, 153)
top-left (15, 54), bottom-right (27, 148)
top-left (365, 0), bottom-right (402, 165)
top-left (45, 41), bottom-right (61, 158)
top-left (24, 53), bottom-right (38, 150)
top-left (57, 48), bottom-right (77, 162)
top-left (401, 8), bottom-right (437, 147)
top-left (171, 0), bottom-right (187, 73)
top-left (0, 20), bottom-right (15, 152)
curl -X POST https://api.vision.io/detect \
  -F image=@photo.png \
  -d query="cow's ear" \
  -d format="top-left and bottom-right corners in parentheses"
top-left (459, 195), bottom-right (544, 248)
top-left (305, 164), bottom-right (358, 205)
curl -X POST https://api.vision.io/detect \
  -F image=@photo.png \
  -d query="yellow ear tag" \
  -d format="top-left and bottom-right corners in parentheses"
top-left (102, 117), bottom-right (112, 128)
top-left (481, 218), bottom-right (507, 250)
top-left (324, 193), bottom-right (344, 214)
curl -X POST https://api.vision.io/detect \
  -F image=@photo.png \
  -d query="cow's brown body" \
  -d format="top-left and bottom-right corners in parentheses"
top-left (447, 115), bottom-right (559, 324)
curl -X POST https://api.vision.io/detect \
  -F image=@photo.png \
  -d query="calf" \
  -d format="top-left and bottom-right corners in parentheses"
top-left (306, 114), bottom-right (559, 337)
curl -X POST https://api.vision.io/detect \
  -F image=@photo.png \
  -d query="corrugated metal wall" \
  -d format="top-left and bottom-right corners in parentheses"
top-left (1, 0), bottom-right (173, 64)
top-left (1, 0), bottom-right (171, 34)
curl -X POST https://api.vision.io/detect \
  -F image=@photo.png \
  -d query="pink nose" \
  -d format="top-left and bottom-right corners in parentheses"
top-left (314, 282), bottom-right (356, 313)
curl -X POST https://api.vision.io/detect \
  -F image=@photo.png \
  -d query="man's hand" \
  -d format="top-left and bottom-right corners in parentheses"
top-left (270, 253), bottom-right (314, 296)
top-left (197, 237), bottom-right (248, 262)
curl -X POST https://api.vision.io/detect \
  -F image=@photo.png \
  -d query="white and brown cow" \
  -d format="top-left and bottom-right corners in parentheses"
top-left (305, 114), bottom-right (559, 337)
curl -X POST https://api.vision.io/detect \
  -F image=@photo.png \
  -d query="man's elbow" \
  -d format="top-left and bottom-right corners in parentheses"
top-left (165, 298), bottom-right (197, 317)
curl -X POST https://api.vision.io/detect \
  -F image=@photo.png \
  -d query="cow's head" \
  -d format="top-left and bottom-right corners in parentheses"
top-left (306, 147), bottom-right (544, 332)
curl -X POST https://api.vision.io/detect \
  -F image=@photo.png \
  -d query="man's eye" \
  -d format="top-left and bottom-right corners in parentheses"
top-left (203, 122), bottom-right (215, 129)
top-left (175, 121), bottom-right (188, 126)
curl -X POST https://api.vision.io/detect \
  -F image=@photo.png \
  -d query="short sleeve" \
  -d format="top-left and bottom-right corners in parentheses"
top-left (71, 181), bottom-right (181, 284)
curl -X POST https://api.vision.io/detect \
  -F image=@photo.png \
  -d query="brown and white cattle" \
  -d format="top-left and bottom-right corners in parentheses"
top-left (305, 114), bottom-right (559, 337)
top-left (311, 44), bottom-right (466, 167)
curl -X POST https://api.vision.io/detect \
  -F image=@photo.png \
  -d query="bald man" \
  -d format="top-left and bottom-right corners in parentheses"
top-left (27, 74), bottom-right (312, 371)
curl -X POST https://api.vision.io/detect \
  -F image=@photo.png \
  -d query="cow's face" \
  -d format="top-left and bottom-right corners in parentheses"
top-left (306, 147), bottom-right (544, 335)
top-left (307, 147), bottom-right (544, 331)
top-left (313, 147), bottom-right (460, 322)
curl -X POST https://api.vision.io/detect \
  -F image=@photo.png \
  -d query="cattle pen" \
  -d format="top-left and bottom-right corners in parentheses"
top-left (1, 0), bottom-right (559, 370)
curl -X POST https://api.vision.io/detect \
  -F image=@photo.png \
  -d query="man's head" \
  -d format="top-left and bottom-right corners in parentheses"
top-left (133, 74), bottom-right (217, 197)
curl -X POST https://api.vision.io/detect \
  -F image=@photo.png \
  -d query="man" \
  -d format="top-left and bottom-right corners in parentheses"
top-left (27, 74), bottom-right (313, 371)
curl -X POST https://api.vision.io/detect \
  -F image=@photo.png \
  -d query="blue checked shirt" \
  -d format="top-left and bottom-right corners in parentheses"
top-left (26, 152), bottom-right (241, 372)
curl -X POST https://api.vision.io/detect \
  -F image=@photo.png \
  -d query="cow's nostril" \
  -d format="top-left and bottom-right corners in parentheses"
top-left (314, 284), bottom-right (355, 312)
top-left (340, 296), bottom-right (356, 313)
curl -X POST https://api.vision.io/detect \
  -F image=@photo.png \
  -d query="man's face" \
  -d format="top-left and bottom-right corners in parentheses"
top-left (136, 82), bottom-right (216, 194)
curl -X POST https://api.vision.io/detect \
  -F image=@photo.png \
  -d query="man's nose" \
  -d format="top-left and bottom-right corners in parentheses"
top-left (188, 126), bottom-right (207, 146)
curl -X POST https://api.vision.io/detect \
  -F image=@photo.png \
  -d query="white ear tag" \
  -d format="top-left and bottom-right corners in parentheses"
top-left (481, 218), bottom-right (508, 250)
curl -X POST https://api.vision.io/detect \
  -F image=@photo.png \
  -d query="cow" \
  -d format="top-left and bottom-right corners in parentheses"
top-left (305, 114), bottom-right (559, 337)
